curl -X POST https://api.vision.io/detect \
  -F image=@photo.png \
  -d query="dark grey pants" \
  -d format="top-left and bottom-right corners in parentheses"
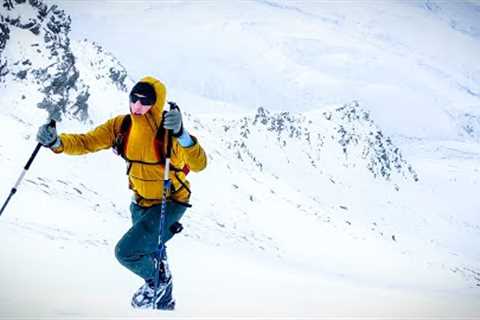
top-left (115, 201), bottom-right (187, 281)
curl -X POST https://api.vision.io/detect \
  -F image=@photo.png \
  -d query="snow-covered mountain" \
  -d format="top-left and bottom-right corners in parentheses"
top-left (207, 102), bottom-right (418, 184)
top-left (59, 0), bottom-right (480, 141)
top-left (0, 0), bottom-right (131, 124)
top-left (1, 0), bottom-right (479, 318)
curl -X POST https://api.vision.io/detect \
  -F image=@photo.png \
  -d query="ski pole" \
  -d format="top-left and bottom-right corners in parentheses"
top-left (153, 103), bottom-right (175, 309)
top-left (0, 119), bottom-right (56, 216)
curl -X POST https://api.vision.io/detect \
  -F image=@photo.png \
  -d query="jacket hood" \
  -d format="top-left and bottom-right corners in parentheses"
top-left (132, 76), bottom-right (167, 125)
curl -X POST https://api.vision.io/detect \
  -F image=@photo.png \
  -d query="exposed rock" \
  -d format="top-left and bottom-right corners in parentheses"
top-left (1, 0), bottom-right (132, 122)
top-left (211, 102), bottom-right (419, 183)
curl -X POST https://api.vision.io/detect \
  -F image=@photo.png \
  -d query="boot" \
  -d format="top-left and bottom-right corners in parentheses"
top-left (131, 259), bottom-right (175, 310)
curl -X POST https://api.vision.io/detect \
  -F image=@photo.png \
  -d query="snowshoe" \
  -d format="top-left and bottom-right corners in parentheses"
top-left (131, 259), bottom-right (175, 310)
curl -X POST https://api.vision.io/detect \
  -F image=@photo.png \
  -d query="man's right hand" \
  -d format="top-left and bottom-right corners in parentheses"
top-left (36, 123), bottom-right (61, 148)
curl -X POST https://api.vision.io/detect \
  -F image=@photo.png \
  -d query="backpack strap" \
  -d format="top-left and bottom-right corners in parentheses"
top-left (112, 114), bottom-right (131, 159)
top-left (112, 111), bottom-right (191, 176)
top-left (153, 111), bottom-right (168, 162)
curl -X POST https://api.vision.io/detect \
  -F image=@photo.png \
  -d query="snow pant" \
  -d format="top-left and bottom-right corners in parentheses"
top-left (114, 201), bottom-right (187, 281)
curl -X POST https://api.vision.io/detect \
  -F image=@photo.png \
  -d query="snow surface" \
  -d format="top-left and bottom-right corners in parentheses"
top-left (1, 0), bottom-right (480, 318)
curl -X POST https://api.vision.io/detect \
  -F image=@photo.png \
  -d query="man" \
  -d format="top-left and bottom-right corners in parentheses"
top-left (36, 76), bottom-right (207, 310)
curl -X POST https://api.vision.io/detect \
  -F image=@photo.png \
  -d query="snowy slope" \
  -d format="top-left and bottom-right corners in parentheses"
top-left (1, 98), bottom-right (480, 317)
top-left (1, 0), bottom-right (480, 318)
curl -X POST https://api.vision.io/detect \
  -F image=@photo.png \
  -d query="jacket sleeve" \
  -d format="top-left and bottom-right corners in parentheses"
top-left (177, 135), bottom-right (207, 172)
top-left (54, 116), bottom-right (124, 155)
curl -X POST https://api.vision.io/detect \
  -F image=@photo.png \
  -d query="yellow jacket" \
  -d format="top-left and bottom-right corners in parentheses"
top-left (53, 76), bottom-right (207, 207)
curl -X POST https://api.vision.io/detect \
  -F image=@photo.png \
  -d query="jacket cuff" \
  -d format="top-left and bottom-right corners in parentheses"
top-left (177, 129), bottom-right (195, 148)
top-left (51, 137), bottom-right (64, 153)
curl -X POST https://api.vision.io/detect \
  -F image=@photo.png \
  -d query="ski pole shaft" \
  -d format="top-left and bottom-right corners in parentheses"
top-left (153, 103), bottom-right (175, 309)
top-left (0, 119), bottom-right (56, 217)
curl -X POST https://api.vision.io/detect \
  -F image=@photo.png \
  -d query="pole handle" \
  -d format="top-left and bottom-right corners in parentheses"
top-left (24, 119), bottom-right (56, 170)
top-left (165, 102), bottom-right (178, 159)
top-left (47, 119), bottom-right (56, 128)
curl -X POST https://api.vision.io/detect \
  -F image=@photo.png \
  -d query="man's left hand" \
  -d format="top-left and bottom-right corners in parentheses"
top-left (163, 109), bottom-right (184, 137)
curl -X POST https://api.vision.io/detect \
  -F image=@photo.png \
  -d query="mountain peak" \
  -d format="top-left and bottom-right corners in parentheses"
top-left (0, 0), bottom-right (131, 123)
top-left (205, 102), bottom-right (419, 188)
